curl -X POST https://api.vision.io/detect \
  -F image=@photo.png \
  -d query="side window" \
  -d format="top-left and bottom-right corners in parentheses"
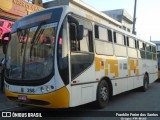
top-left (113, 31), bottom-right (117, 43)
top-left (139, 41), bottom-right (145, 59)
top-left (113, 32), bottom-right (126, 46)
top-left (114, 33), bottom-right (127, 57)
top-left (95, 25), bottom-right (114, 55)
top-left (146, 44), bottom-right (151, 51)
top-left (95, 25), bottom-right (99, 39)
top-left (152, 46), bottom-right (156, 53)
top-left (139, 41), bottom-right (143, 50)
top-left (143, 43), bottom-right (146, 50)
top-left (69, 15), bottom-right (94, 80)
top-left (116, 33), bottom-right (125, 45)
top-left (135, 40), bottom-right (137, 48)
top-left (146, 44), bottom-right (152, 59)
top-left (99, 26), bottom-right (108, 41)
top-left (108, 29), bottom-right (112, 42)
top-left (70, 27), bottom-right (93, 52)
top-left (136, 40), bottom-right (139, 49)
top-left (94, 25), bottom-right (112, 42)
top-left (129, 37), bottom-right (136, 48)
top-left (127, 37), bottom-right (137, 58)
top-left (124, 36), bottom-right (126, 46)
top-left (79, 28), bottom-right (93, 52)
top-left (153, 46), bottom-right (157, 60)
top-left (126, 37), bottom-right (129, 46)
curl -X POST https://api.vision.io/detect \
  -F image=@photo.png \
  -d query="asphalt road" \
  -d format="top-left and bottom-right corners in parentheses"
top-left (1, 81), bottom-right (160, 120)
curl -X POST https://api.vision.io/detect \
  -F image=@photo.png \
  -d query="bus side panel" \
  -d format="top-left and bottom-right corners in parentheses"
top-left (95, 55), bottom-right (130, 96)
top-left (139, 59), bottom-right (157, 84)
top-left (70, 64), bottom-right (96, 107)
top-left (149, 60), bottom-right (158, 83)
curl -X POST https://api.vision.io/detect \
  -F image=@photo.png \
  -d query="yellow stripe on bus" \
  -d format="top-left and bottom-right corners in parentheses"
top-left (95, 56), bottom-right (119, 77)
top-left (128, 59), bottom-right (139, 76)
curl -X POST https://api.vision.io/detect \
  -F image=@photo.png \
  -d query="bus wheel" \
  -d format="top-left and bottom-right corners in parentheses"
top-left (142, 74), bottom-right (149, 92)
top-left (95, 80), bottom-right (109, 109)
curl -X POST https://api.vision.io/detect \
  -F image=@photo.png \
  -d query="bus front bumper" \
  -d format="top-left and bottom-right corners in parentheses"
top-left (5, 87), bottom-right (70, 108)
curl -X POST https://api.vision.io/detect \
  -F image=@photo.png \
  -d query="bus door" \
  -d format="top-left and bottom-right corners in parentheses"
top-left (68, 15), bottom-right (95, 106)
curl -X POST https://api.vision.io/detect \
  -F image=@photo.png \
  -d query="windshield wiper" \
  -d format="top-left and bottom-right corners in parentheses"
top-left (17, 28), bottom-right (30, 79)
top-left (17, 28), bottom-right (29, 55)
top-left (30, 22), bottom-right (46, 58)
top-left (31, 22), bottom-right (46, 44)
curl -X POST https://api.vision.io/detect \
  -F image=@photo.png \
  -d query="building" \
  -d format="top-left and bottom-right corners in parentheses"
top-left (0, 0), bottom-right (43, 60)
top-left (25, 0), bottom-right (43, 6)
top-left (0, 0), bottom-right (44, 40)
top-left (103, 9), bottom-right (133, 33)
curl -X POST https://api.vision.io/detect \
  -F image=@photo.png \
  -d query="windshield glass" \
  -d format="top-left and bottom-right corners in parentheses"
top-left (6, 23), bottom-right (57, 80)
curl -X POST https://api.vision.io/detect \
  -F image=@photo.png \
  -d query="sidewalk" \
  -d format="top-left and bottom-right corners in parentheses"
top-left (0, 92), bottom-right (17, 111)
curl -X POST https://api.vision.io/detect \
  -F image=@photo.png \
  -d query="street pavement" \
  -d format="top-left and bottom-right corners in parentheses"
top-left (0, 92), bottom-right (17, 111)
top-left (0, 80), bottom-right (160, 120)
top-left (0, 80), bottom-right (160, 111)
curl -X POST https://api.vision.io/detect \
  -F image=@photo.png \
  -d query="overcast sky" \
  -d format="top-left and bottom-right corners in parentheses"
top-left (82, 0), bottom-right (160, 41)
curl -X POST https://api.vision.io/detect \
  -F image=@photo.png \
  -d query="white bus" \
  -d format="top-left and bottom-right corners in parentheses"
top-left (2, 4), bottom-right (158, 109)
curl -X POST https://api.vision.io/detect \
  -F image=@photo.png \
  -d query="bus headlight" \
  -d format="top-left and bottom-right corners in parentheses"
top-left (40, 87), bottom-right (45, 93)
top-left (40, 85), bottom-right (55, 93)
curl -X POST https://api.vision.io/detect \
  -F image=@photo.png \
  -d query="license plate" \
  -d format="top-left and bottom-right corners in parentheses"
top-left (18, 95), bottom-right (27, 101)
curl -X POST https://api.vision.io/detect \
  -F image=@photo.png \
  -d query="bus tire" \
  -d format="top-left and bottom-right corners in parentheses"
top-left (142, 74), bottom-right (149, 92)
top-left (95, 80), bottom-right (109, 109)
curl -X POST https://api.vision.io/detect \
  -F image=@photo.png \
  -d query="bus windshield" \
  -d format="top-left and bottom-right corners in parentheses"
top-left (6, 23), bottom-right (57, 80)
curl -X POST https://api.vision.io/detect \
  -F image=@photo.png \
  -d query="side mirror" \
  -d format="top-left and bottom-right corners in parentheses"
top-left (2, 32), bottom-right (11, 54)
top-left (69, 23), bottom-right (77, 40)
top-left (68, 15), bottom-right (84, 41)
top-left (77, 25), bottom-right (84, 40)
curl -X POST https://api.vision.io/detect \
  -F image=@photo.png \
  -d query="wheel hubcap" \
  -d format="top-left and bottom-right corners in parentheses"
top-left (100, 86), bottom-right (108, 101)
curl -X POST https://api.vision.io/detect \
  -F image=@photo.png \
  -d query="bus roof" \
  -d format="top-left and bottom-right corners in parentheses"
top-left (11, 4), bottom-right (155, 46)
top-left (70, 0), bottom-right (122, 27)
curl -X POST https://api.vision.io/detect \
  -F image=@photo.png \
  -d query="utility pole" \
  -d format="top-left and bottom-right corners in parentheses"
top-left (132, 0), bottom-right (137, 35)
